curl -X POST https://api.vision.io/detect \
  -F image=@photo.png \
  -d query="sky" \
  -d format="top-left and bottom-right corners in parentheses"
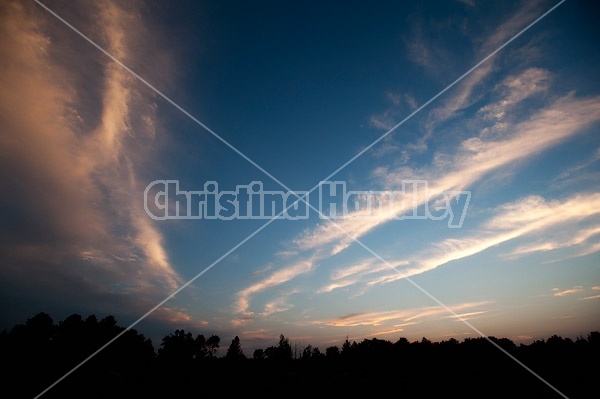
top-left (1, 0), bottom-right (599, 356)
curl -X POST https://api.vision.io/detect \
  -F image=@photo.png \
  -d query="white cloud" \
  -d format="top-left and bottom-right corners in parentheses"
top-left (443, 311), bottom-right (488, 321)
top-left (508, 225), bottom-right (600, 258)
top-left (579, 295), bottom-right (600, 301)
top-left (477, 67), bottom-right (551, 125)
top-left (261, 296), bottom-right (295, 317)
top-left (234, 257), bottom-right (317, 316)
top-left (317, 259), bottom-right (399, 294)
top-left (552, 286), bottom-right (584, 297)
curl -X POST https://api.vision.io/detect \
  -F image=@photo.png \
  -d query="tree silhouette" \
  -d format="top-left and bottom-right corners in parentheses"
top-left (325, 345), bottom-right (340, 358)
top-left (157, 330), bottom-right (221, 365)
top-left (158, 329), bottom-right (196, 365)
top-left (263, 334), bottom-right (292, 361)
top-left (253, 348), bottom-right (264, 360)
top-left (1, 312), bottom-right (154, 398)
top-left (277, 334), bottom-right (292, 360)
top-left (341, 336), bottom-right (352, 355)
top-left (225, 335), bottom-right (246, 361)
top-left (3, 311), bottom-right (598, 398)
top-left (205, 334), bottom-right (221, 358)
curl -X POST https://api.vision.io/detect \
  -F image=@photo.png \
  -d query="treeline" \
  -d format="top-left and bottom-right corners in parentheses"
top-left (1, 312), bottom-right (597, 398)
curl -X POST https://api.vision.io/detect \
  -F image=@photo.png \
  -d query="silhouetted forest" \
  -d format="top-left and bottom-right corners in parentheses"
top-left (1, 312), bottom-right (597, 398)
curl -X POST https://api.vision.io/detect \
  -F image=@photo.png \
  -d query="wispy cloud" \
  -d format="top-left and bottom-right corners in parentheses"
top-left (456, 0), bottom-right (476, 7)
top-left (443, 311), bottom-right (488, 321)
top-left (239, 328), bottom-right (274, 341)
top-left (154, 307), bottom-right (209, 326)
top-left (362, 325), bottom-right (417, 338)
top-left (553, 147), bottom-right (600, 184)
top-left (275, 250), bottom-right (299, 258)
top-left (308, 301), bottom-right (491, 328)
top-left (318, 259), bottom-right (406, 294)
top-left (234, 257), bottom-right (317, 317)
top-left (481, 0), bottom-right (548, 55)
top-left (552, 286), bottom-right (584, 297)
top-left (404, 21), bottom-right (454, 80)
top-left (0, 1), bottom-right (186, 322)
top-left (320, 259), bottom-right (395, 290)
top-left (576, 286), bottom-right (600, 301)
top-left (412, 1), bottom-right (550, 149)
top-left (579, 295), bottom-right (600, 301)
top-left (370, 92), bottom-right (419, 132)
top-left (260, 290), bottom-right (300, 317)
top-left (508, 225), bottom-right (600, 258)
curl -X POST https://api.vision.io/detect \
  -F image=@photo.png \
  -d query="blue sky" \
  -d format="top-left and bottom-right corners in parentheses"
top-left (1, 0), bottom-right (599, 354)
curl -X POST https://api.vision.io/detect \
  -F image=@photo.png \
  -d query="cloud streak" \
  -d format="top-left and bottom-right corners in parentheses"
top-left (508, 225), bottom-right (600, 258)
top-left (234, 257), bottom-right (317, 317)
top-left (552, 286), bottom-right (584, 297)
top-left (308, 301), bottom-right (491, 328)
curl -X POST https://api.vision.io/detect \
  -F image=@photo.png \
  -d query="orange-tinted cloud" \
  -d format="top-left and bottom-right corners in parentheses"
top-left (0, 1), bottom-right (187, 323)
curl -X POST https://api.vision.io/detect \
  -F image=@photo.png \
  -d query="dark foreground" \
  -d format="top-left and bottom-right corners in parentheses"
top-left (1, 312), bottom-right (597, 398)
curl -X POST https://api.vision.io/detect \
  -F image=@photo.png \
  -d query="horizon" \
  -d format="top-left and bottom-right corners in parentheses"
top-left (6, 310), bottom-right (599, 358)
top-left (1, 0), bottom-right (599, 375)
